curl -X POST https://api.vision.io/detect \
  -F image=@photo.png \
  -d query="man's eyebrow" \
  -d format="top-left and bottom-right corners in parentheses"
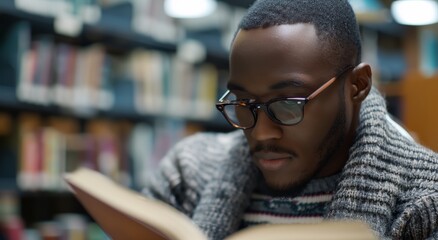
top-left (269, 79), bottom-right (305, 90)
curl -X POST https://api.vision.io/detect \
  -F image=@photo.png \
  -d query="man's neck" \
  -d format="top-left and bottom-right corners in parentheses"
top-left (256, 172), bottom-right (341, 198)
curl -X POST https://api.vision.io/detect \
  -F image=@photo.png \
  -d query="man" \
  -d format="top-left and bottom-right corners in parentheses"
top-left (143, 0), bottom-right (438, 239)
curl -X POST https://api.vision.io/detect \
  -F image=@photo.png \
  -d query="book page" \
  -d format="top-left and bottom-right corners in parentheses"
top-left (64, 167), bottom-right (207, 240)
top-left (226, 221), bottom-right (378, 240)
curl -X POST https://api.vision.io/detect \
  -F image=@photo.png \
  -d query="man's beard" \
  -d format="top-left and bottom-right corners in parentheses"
top-left (260, 90), bottom-right (347, 196)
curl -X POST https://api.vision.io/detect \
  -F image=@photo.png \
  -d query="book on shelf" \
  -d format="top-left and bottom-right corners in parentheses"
top-left (16, 114), bottom-right (132, 191)
top-left (17, 114), bottom-right (70, 190)
top-left (193, 64), bottom-right (218, 119)
top-left (0, 20), bottom-right (218, 121)
top-left (128, 123), bottom-right (154, 188)
top-left (52, 43), bottom-right (78, 107)
top-left (15, 35), bottom-right (113, 113)
top-left (17, 35), bottom-right (56, 105)
top-left (64, 167), bottom-right (378, 240)
top-left (0, 21), bottom-right (30, 89)
top-left (13, 111), bottom-right (199, 191)
top-left (126, 49), bottom-right (219, 119)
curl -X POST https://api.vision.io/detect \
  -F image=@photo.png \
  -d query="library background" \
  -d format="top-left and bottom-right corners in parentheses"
top-left (0, 0), bottom-right (438, 239)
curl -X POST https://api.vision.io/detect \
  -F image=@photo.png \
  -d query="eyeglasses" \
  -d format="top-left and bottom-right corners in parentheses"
top-left (215, 66), bottom-right (354, 129)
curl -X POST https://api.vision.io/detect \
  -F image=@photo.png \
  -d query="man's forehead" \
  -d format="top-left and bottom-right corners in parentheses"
top-left (232, 24), bottom-right (319, 44)
top-left (230, 24), bottom-right (323, 62)
top-left (230, 24), bottom-right (326, 71)
top-left (228, 24), bottom-right (340, 98)
top-left (230, 24), bottom-right (342, 77)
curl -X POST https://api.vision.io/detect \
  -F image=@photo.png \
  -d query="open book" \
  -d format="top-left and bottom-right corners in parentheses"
top-left (63, 167), bottom-right (378, 240)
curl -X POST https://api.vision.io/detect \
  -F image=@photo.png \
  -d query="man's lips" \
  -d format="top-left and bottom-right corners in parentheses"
top-left (253, 152), bottom-right (294, 171)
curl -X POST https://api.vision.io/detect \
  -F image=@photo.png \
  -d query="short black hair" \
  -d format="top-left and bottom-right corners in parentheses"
top-left (237, 0), bottom-right (361, 71)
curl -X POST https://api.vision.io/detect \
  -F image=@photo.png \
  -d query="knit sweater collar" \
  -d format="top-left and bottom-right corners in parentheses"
top-left (254, 172), bottom-right (341, 198)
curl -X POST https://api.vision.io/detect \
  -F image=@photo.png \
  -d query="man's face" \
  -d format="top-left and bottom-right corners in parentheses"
top-left (229, 24), bottom-right (354, 192)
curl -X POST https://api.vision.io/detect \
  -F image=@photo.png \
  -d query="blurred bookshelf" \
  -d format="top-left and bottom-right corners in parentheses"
top-left (0, 0), bottom-right (234, 238)
top-left (363, 20), bottom-right (438, 152)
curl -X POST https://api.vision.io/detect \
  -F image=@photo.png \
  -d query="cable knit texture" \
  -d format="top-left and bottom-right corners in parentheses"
top-left (142, 88), bottom-right (438, 240)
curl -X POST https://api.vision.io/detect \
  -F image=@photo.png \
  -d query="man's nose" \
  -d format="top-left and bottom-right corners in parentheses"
top-left (250, 110), bottom-right (282, 141)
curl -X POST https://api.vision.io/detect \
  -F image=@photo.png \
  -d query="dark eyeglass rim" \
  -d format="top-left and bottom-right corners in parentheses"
top-left (215, 97), bottom-right (306, 129)
top-left (216, 65), bottom-right (355, 129)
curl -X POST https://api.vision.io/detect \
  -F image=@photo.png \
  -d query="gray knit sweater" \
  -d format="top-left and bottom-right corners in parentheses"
top-left (142, 88), bottom-right (438, 240)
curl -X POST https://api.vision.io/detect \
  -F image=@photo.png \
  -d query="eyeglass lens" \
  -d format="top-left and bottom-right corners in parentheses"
top-left (269, 100), bottom-right (304, 124)
top-left (222, 99), bottom-right (304, 128)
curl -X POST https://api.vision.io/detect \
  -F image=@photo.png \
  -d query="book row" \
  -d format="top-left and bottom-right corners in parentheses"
top-left (0, 112), bottom-right (201, 192)
top-left (0, 191), bottom-right (108, 240)
top-left (1, 21), bottom-right (224, 120)
top-left (2, 212), bottom-right (108, 240)
top-left (13, 0), bottom-right (180, 43)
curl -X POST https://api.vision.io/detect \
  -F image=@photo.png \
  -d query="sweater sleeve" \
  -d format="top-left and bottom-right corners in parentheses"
top-left (427, 231), bottom-right (438, 240)
top-left (140, 141), bottom-right (189, 213)
top-left (392, 193), bottom-right (438, 239)
top-left (141, 132), bottom-right (240, 216)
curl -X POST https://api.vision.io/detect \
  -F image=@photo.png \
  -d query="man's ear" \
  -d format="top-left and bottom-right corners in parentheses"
top-left (350, 63), bottom-right (372, 103)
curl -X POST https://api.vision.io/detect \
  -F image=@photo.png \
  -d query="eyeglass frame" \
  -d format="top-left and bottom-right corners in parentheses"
top-left (215, 65), bottom-right (355, 129)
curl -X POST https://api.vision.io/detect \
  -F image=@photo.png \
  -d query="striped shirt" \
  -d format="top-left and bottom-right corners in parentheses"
top-left (241, 174), bottom-right (340, 228)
